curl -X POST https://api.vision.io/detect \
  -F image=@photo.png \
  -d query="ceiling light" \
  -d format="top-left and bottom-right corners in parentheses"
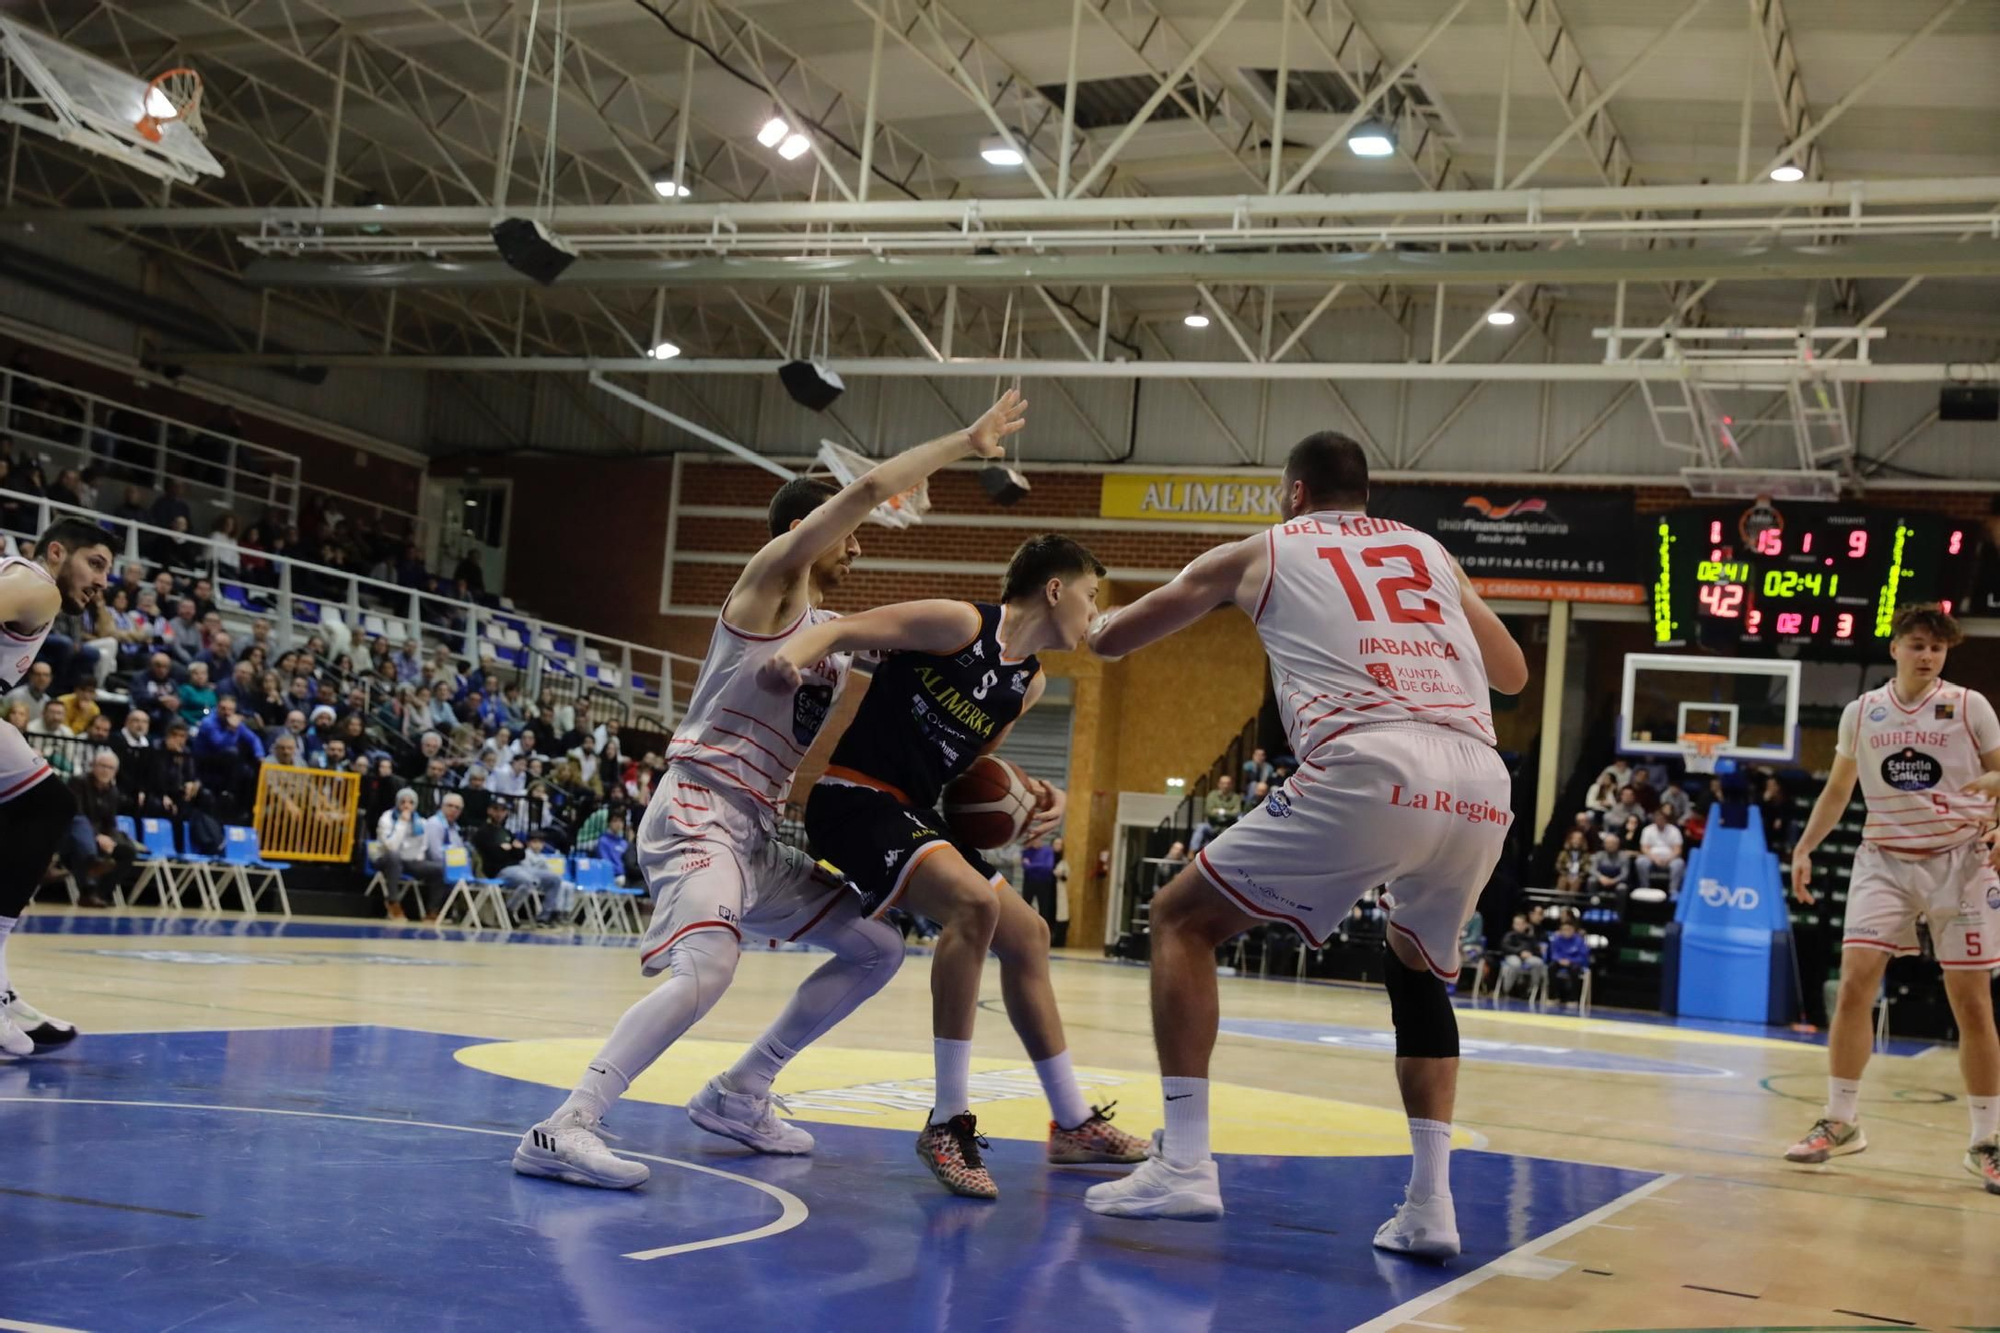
top-left (980, 135), bottom-right (1025, 167)
top-left (777, 132), bottom-right (811, 161)
top-left (1768, 162), bottom-right (1805, 182)
top-left (757, 116), bottom-right (790, 148)
top-left (1183, 310), bottom-right (1211, 329)
top-left (650, 169), bottom-right (691, 198)
top-left (647, 341), bottom-right (681, 360)
top-left (1346, 118), bottom-right (1394, 157)
top-left (1486, 309), bottom-right (1517, 326)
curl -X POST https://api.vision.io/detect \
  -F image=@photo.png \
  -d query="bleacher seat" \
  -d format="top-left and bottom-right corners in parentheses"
top-left (130, 817), bottom-right (219, 913)
top-left (219, 825), bottom-right (292, 917)
top-left (435, 845), bottom-right (509, 929)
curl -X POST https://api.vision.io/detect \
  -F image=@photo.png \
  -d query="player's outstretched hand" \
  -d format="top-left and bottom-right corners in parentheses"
top-left (756, 654), bottom-right (802, 694)
top-left (1789, 850), bottom-right (1815, 904)
top-left (1025, 779), bottom-right (1066, 841)
top-left (967, 388), bottom-right (1028, 459)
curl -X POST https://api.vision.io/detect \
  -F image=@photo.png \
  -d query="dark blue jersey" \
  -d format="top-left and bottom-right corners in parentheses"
top-left (823, 602), bottom-right (1039, 810)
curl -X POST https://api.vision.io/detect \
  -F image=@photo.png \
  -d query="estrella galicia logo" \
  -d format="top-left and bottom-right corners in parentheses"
top-left (1987, 882), bottom-right (2000, 911)
top-left (1868, 705), bottom-right (1888, 723)
top-left (1881, 747), bottom-right (1943, 791)
top-left (792, 683), bottom-right (833, 745)
top-left (1266, 788), bottom-right (1293, 818)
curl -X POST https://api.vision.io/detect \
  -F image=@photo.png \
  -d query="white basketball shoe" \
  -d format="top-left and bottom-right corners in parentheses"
top-left (1373, 1188), bottom-right (1460, 1260)
top-left (512, 1108), bottom-right (651, 1189)
top-left (0, 990), bottom-right (77, 1055)
top-left (1083, 1130), bottom-right (1223, 1220)
top-left (686, 1077), bottom-right (814, 1154)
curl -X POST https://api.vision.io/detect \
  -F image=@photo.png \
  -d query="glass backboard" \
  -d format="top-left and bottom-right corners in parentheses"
top-left (1619, 653), bottom-right (1800, 763)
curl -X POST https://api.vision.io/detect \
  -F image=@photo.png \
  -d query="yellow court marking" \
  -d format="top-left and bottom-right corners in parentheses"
top-left (1457, 1008), bottom-right (1812, 1051)
top-left (455, 1037), bottom-right (1474, 1158)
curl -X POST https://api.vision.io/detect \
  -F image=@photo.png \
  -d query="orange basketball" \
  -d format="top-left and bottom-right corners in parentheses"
top-left (942, 755), bottom-right (1040, 849)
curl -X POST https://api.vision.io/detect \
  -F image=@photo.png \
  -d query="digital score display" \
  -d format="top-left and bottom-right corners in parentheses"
top-left (1652, 502), bottom-right (1978, 654)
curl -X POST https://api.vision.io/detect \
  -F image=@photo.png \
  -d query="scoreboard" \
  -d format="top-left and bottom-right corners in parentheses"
top-left (1651, 502), bottom-right (1978, 654)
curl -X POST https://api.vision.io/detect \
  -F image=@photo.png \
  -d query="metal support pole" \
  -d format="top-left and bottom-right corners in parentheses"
top-left (1070, 0), bottom-right (1254, 198)
top-left (321, 36), bottom-right (350, 208)
top-left (1058, 0), bottom-right (1084, 198)
top-left (1268, 0), bottom-right (1291, 196)
top-left (858, 2), bottom-right (882, 202)
top-left (1534, 598), bottom-right (1571, 840)
top-left (1736, 2), bottom-right (1756, 185)
top-left (1494, 0), bottom-right (1514, 189)
top-left (671, 0), bottom-right (698, 201)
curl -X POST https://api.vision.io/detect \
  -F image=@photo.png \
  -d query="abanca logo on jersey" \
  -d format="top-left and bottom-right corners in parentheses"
top-left (1881, 747), bottom-right (1944, 791)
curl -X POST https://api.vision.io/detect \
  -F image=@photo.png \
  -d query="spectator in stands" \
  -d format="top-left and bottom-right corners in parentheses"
top-left (1758, 774), bottom-right (1790, 853)
top-left (105, 586), bottom-right (150, 669)
top-left (0, 458), bottom-right (29, 533)
top-left (1604, 784), bottom-right (1644, 829)
top-left (196, 629), bottom-right (232, 681)
top-left (112, 705), bottom-right (150, 767)
top-left (1657, 778), bottom-right (1692, 823)
top-left (1616, 811), bottom-right (1646, 856)
top-left (1241, 747), bottom-right (1273, 789)
top-left (29, 698), bottom-right (75, 773)
top-left (75, 592), bottom-right (118, 687)
top-left (266, 733), bottom-right (301, 769)
top-left (44, 467), bottom-right (80, 508)
top-left (1546, 918), bottom-right (1591, 1006)
top-left (468, 798), bottom-right (544, 921)
top-left (193, 696), bottom-right (264, 816)
top-left (515, 780), bottom-right (555, 837)
top-left (519, 726), bottom-right (544, 760)
top-left (1630, 768), bottom-right (1662, 814)
top-left (375, 788), bottom-right (440, 923)
top-left (144, 513), bottom-right (198, 569)
top-left (177, 662), bottom-right (217, 726)
top-left (394, 635), bottom-right (425, 684)
top-left (424, 787), bottom-right (466, 873)
top-left (114, 485), bottom-right (150, 532)
top-left (318, 736), bottom-right (348, 772)
top-left (238, 522), bottom-right (274, 586)
top-left (217, 660), bottom-right (255, 705)
top-left (422, 756), bottom-right (452, 794)
top-left (65, 748), bottom-right (133, 908)
top-left (1247, 779), bottom-right (1271, 814)
top-left (58, 680), bottom-right (99, 736)
top-left (1190, 774), bottom-right (1242, 853)
top-left (1498, 913), bottom-right (1546, 998)
top-left (333, 712), bottom-right (367, 754)
top-left (82, 713), bottom-right (112, 747)
top-left (595, 810), bottom-right (631, 878)
top-left (1584, 771), bottom-right (1618, 820)
top-left (188, 578), bottom-right (218, 622)
top-left (3, 659), bottom-right (54, 717)
top-left (208, 514), bottom-right (242, 579)
top-left (146, 478), bottom-right (192, 532)
top-left (132, 651), bottom-right (177, 718)
top-left (417, 683), bottom-right (455, 732)
top-left (451, 550), bottom-right (485, 596)
top-left (1458, 909), bottom-right (1485, 980)
top-left (497, 682), bottom-right (526, 730)
top-left (539, 686), bottom-right (573, 740)
top-left (1597, 756), bottom-right (1635, 793)
top-left (1591, 833), bottom-right (1632, 892)
top-left (395, 543), bottom-right (427, 590)
top-left (1637, 806), bottom-right (1686, 896)
top-left (160, 598), bottom-right (200, 665)
top-left (1554, 828), bottom-right (1590, 894)
top-left (3, 700), bottom-right (28, 739)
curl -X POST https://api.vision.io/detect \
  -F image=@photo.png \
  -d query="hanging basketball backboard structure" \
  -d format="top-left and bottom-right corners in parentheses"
top-left (0, 16), bottom-right (223, 185)
top-left (1595, 323), bottom-right (1881, 502)
top-left (1618, 653), bottom-right (1802, 769)
top-left (817, 439), bottom-right (932, 529)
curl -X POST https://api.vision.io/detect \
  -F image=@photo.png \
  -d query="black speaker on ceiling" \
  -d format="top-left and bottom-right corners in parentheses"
top-left (978, 464), bottom-right (1031, 507)
top-left (1939, 384), bottom-right (2000, 422)
top-left (490, 217), bottom-right (577, 287)
top-left (778, 359), bottom-right (845, 412)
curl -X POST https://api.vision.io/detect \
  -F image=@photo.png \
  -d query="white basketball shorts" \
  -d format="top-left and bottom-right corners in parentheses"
top-left (1843, 839), bottom-right (2000, 970)
top-left (0, 718), bottom-right (53, 804)
top-left (1195, 723), bottom-right (1512, 980)
top-left (635, 766), bottom-right (849, 976)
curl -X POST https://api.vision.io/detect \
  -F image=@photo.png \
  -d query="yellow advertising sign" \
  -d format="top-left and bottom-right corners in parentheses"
top-left (1100, 472), bottom-right (1284, 524)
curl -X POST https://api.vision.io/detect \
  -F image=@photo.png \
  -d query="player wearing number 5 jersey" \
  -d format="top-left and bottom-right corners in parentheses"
top-left (1080, 432), bottom-right (1528, 1257)
top-left (1785, 604), bottom-right (2000, 1193)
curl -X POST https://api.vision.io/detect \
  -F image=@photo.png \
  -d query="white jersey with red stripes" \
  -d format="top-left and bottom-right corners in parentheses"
top-left (656, 603), bottom-right (851, 827)
top-left (1253, 511), bottom-right (1495, 761)
top-left (0, 556), bottom-right (56, 688)
top-left (1837, 678), bottom-right (1999, 855)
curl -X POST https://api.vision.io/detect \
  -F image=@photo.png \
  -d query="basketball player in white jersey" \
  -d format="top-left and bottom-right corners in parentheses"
top-left (512, 391), bottom-right (1026, 1189)
top-left (0, 518), bottom-right (114, 1057)
top-left (1785, 604), bottom-right (2000, 1192)
top-left (1079, 432), bottom-right (1526, 1257)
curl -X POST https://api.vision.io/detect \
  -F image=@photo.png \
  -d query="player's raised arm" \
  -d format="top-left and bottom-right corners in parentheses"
top-left (755, 599), bottom-right (983, 693)
top-left (1086, 536), bottom-right (1262, 661)
top-left (1446, 557), bottom-right (1529, 695)
top-left (1791, 751), bottom-right (1860, 903)
top-left (0, 561), bottom-right (58, 631)
top-left (742, 390), bottom-right (1026, 589)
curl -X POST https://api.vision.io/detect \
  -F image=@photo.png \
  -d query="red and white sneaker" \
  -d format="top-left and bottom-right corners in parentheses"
top-left (916, 1111), bottom-right (998, 1200)
top-left (1784, 1116), bottom-right (1866, 1164)
top-left (1048, 1101), bottom-right (1149, 1164)
top-left (1965, 1136), bottom-right (2000, 1195)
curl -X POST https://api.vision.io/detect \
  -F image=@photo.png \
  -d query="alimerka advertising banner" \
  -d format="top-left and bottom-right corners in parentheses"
top-left (1099, 474), bottom-right (1644, 603)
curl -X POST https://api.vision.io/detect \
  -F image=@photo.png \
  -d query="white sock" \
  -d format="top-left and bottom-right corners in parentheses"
top-left (1161, 1076), bottom-right (1210, 1166)
top-left (931, 1038), bottom-right (973, 1123)
top-left (1828, 1076), bottom-right (1863, 1125)
top-left (723, 1033), bottom-right (797, 1098)
top-left (1035, 1051), bottom-right (1092, 1130)
top-left (1969, 1094), bottom-right (2000, 1147)
top-left (558, 1057), bottom-right (631, 1123)
top-left (1408, 1118), bottom-right (1453, 1203)
top-left (0, 915), bottom-right (14, 996)
top-left (555, 931), bottom-right (736, 1123)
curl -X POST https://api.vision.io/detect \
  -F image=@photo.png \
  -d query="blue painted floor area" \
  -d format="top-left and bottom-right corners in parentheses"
top-left (2, 1026), bottom-right (1656, 1332)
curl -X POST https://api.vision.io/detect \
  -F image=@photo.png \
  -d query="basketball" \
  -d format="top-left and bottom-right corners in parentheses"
top-left (942, 755), bottom-right (1040, 849)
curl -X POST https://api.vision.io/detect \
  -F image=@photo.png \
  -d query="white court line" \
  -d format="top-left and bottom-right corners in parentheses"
top-left (76, 1024), bottom-right (366, 1036)
top-left (1345, 1172), bottom-right (1682, 1333)
top-left (0, 1096), bottom-right (807, 1262)
top-left (1402, 1322), bottom-right (1462, 1331)
top-left (0, 1318), bottom-right (90, 1332)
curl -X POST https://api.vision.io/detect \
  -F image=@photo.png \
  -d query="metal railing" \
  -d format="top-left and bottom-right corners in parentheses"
top-left (0, 485), bottom-right (701, 731)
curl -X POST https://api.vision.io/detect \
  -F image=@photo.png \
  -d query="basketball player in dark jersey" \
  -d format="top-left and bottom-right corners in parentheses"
top-left (756, 535), bottom-right (1150, 1197)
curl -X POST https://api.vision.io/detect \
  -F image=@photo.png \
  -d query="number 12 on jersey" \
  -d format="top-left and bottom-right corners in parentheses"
top-left (1319, 544), bottom-right (1443, 624)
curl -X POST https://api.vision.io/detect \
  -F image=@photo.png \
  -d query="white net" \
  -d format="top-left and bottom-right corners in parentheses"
top-left (1678, 733), bottom-right (1728, 775)
top-left (815, 439), bottom-right (931, 528)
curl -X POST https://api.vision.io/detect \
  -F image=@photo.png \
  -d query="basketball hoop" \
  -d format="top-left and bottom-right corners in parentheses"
top-left (1679, 732), bottom-right (1729, 775)
top-left (815, 439), bottom-right (932, 529)
top-left (134, 67), bottom-right (205, 143)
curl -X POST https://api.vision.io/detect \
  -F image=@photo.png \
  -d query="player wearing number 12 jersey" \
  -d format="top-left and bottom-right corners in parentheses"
top-left (1785, 604), bottom-right (2000, 1193)
top-left (1081, 432), bottom-right (1528, 1256)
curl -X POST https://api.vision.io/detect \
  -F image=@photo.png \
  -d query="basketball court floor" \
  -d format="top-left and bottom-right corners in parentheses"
top-left (3, 910), bottom-right (1993, 1332)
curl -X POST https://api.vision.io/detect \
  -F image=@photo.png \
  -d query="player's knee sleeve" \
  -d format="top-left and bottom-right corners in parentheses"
top-left (1385, 951), bottom-right (1458, 1060)
top-left (0, 778), bottom-right (76, 915)
top-left (833, 913), bottom-right (907, 986)
top-left (666, 928), bottom-right (741, 1024)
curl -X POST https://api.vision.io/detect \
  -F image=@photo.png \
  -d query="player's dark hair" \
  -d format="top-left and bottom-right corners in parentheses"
top-left (767, 477), bottom-right (839, 537)
top-left (1282, 431), bottom-right (1369, 510)
top-left (36, 516), bottom-right (113, 562)
top-left (1890, 602), bottom-right (1963, 647)
top-left (1001, 535), bottom-right (1105, 603)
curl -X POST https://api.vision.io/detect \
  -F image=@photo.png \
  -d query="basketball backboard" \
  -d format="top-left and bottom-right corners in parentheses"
top-left (1618, 653), bottom-right (1801, 765)
top-left (0, 16), bottom-right (222, 184)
